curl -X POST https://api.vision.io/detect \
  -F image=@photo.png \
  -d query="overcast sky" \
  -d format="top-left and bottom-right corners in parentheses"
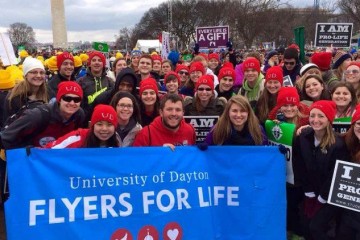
top-left (0, 0), bottom-right (315, 44)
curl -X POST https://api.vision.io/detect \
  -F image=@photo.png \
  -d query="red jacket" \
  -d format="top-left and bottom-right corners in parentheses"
top-left (133, 116), bottom-right (196, 146)
top-left (45, 128), bottom-right (90, 148)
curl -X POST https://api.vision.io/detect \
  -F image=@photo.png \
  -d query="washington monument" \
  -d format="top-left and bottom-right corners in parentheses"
top-left (50, 0), bottom-right (68, 48)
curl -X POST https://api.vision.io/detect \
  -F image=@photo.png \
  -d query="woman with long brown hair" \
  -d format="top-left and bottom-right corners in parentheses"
top-left (205, 95), bottom-right (266, 145)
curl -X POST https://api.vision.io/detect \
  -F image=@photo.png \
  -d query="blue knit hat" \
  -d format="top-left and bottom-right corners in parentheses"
top-left (332, 51), bottom-right (351, 69)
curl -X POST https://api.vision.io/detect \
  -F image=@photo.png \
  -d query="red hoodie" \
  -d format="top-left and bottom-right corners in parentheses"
top-left (133, 116), bottom-right (196, 146)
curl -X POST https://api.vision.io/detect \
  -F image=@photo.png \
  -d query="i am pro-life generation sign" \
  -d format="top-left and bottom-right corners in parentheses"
top-left (196, 26), bottom-right (229, 49)
top-left (315, 23), bottom-right (353, 48)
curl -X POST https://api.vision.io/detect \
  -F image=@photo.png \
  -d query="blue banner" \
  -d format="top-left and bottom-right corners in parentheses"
top-left (5, 146), bottom-right (286, 240)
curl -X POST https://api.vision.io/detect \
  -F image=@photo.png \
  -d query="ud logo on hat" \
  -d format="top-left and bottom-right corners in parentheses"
top-left (286, 97), bottom-right (297, 103)
top-left (268, 73), bottom-right (278, 79)
top-left (101, 113), bottom-right (114, 120)
top-left (65, 86), bottom-right (80, 92)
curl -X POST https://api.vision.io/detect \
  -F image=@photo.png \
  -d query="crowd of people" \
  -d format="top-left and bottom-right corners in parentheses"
top-left (1, 42), bottom-right (360, 239)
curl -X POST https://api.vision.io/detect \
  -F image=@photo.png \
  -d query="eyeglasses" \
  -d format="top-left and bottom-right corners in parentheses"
top-left (197, 87), bottom-right (212, 92)
top-left (284, 61), bottom-right (296, 66)
top-left (61, 95), bottom-right (82, 103)
top-left (28, 71), bottom-right (46, 76)
top-left (178, 71), bottom-right (189, 76)
top-left (344, 69), bottom-right (360, 75)
top-left (117, 104), bottom-right (133, 109)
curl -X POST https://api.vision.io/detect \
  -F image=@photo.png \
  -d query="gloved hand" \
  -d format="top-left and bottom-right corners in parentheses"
top-left (197, 142), bottom-right (208, 151)
top-left (226, 39), bottom-right (233, 52)
top-left (278, 144), bottom-right (287, 154)
top-left (304, 196), bottom-right (323, 218)
top-left (193, 43), bottom-right (200, 54)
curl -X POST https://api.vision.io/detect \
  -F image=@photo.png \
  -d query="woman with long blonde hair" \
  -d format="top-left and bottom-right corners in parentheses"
top-left (205, 95), bottom-right (266, 145)
top-left (3, 57), bottom-right (50, 121)
top-left (292, 100), bottom-right (349, 239)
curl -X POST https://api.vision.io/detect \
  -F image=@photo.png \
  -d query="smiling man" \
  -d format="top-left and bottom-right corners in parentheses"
top-left (1, 81), bottom-right (85, 149)
top-left (48, 52), bottom-right (75, 95)
top-left (133, 94), bottom-right (195, 147)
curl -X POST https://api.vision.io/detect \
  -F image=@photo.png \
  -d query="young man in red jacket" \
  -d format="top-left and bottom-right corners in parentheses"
top-left (133, 93), bottom-right (195, 149)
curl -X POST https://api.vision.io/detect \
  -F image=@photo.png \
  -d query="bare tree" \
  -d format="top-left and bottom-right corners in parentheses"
top-left (7, 22), bottom-right (36, 50)
top-left (338, 0), bottom-right (360, 31)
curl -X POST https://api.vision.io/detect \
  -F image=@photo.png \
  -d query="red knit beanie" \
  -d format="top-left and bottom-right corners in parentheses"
top-left (175, 64), bottom-right (189, 73)
top-left (91, 104), bottom-right (118, 127)
top-left (189, 62), bottom-right (205, 75)
top-left (164, 71), bottom-right (180, 85)
top-left (57, 52), bottom-right (74, 70)
top-left (222, 62), bottom-right (234, 69)
top-left (243, 57), bottom-right (260, 73)
top-left (311, 52), bottom-right (332, 71)
top-left (310, 100), bottom-right (336, 123)
top-left (208, 53), bottom-right (220, 62)
top-left (56, 81), bottom-right (83, 102)
top-left (265, 66), bottom-right (283, 85)
top-left (218, 67), bottom-right (236, 81)
top-left (139, 78), bottom-right (158, 96)
top-left (276, 87), bottom-right (300, 108)
top-left (347, 61), bottom-right (360, 70)
top-left (195, 75), bottom-right (214, 91)
top-left (351, 104), bottom-right (360, 124)
top-left (151, 54), bottom-right (162, 63)
top-left (88, 51), bottom-right (106, 66)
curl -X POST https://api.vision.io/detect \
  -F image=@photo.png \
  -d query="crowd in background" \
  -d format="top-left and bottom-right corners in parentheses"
top-left (1, 42), bottom-right (360, 239)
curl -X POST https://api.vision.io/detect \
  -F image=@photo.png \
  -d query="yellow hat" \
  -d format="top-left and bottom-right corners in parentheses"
top-left (0, 69), bottom-right (15, 89)
top-left (56, 51), bottom-right (63, 55)
top-left (37, 56), bottom-right (44, 61)
top-left (73, 56), bottom-right (83, 68)
top-left (115, 52), bottom-right (123, 59)
top-left (8, 66), bottom-right (24, 84)
top-left (79, 53), bottom-right (89, 63)
top-left (150, 51), bottom-right (158, 56)
top-left (19, 50), bottom-right (29, 58)
top-left (47, 56), bottom-right (58, 71)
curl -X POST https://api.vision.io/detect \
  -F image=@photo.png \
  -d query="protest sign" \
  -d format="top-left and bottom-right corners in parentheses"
top-left (196, 26), bottom-right (229, 49)
top-left (0, 33), bottom-right (17, 66)
top-left (328, 160), bottom-right (360, 212)
top-left (184, 116), bottom-right (218, 143)
top-left (5, 146), bottom-right (286, 239)
top-left (315, 23), bottom-right (353, 48)
top-left (265, 120), bottom-right (295, 184)
top-left (333, 117), bottom-right (351, 134)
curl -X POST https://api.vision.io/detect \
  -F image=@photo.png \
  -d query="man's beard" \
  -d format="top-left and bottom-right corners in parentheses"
top-left (162, 117), bottom-right (181, 130)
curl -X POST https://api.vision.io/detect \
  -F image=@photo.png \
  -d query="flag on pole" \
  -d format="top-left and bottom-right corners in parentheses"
top-left (161, 31), bottom-right (170, 59)
top-left (92, 42), bottom-right (109, 52)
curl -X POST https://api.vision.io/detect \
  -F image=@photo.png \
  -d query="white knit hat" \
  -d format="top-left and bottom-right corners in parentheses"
top-left (23, 57), bottom-right (45, 76)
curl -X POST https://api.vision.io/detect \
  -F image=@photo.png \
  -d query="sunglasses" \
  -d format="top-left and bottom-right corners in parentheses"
top-left (178, 71), bottom-right (189, 75)
top-left (197, 87), bottom-right (212, 92)
top-left (344, 69), bottom-right (360, 75)
top-left (62, 95), bottom-right (82, 103)
top-left (284, 61), bottom-right (296, 66)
